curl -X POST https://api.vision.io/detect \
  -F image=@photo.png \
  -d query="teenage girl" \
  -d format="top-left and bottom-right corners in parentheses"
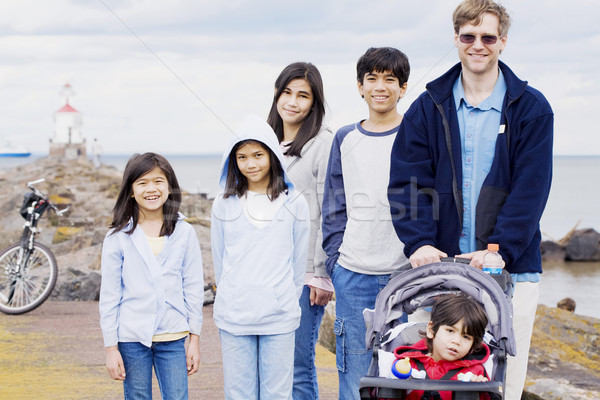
top-left (211, 115), bottom-right (310, 400)
top-left (267, 61), bottom-right (334, 400)
top-left (99, 153), bottom-right (204, 400)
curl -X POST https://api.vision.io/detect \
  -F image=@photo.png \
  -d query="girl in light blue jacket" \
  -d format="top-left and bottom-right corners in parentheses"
top-left (99, 153), bottom-right (204, 400)
top-left (211, 115), bottom-right (310, 400)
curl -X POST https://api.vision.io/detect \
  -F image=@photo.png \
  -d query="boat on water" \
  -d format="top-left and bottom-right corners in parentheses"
top-left (0, 145), bottom-right (31, 157)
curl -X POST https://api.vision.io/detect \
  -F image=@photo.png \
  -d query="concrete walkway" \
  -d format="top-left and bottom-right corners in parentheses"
top-left (0, 301), bottom-right (339, 399)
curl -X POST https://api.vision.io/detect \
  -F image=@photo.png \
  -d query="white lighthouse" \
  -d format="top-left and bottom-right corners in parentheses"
top-left (49, 83), bottom-right (86, 158)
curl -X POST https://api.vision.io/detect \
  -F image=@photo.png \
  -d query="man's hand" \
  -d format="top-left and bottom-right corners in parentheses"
top-left (409, 245), bottom-right (447, 268)
top-left (457, 250), bottom-right (505, 270)
top-left (105, 346), bottom-right (126, 381)
top-left (310, 286), bottom-right (333, 307)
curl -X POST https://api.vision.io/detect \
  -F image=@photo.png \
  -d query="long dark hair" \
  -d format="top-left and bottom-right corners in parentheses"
top-left (223, 140), bottom-right (287, 200)
top-left (110, 153), bottom-right (182, 236)
top-left (267, 62), bottom-right (325, 157)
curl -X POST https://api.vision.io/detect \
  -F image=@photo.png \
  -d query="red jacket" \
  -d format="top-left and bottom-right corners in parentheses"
top-left (393, 339), bottom-right (490, 400)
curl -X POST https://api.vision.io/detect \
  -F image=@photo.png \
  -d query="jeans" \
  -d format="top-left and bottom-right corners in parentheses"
top-left (293, 284), bottom-right (325, 400)
top-left (219, 329), bottom-right (295, 400)
top-left (118, 337), bottom-right (188, 400)
top-left (331, 263), bottom-right (390, 400)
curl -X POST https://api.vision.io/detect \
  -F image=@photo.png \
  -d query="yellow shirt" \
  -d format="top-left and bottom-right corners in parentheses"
top-left (145, 235), bottom-right (165, 257)
top-left (145, 234), bottom-right (189, 342)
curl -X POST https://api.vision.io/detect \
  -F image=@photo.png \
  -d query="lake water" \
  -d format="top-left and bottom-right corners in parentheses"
top-left (1, 154), bottom-right (599, 319)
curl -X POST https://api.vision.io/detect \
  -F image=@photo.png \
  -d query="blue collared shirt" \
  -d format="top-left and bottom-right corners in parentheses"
top-left (454, 70), bottom-right (506, 253)
top-left (454, 71), bottom-right (540, 283)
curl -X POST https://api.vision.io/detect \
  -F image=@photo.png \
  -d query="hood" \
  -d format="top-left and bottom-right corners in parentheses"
top-left (218, 115), bottom-right (294, 191)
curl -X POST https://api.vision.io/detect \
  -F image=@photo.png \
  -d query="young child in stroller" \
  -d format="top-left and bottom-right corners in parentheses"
top-left (360, 261), bottom-right (515, 400)
top-left (393, 294), bottom-right (490, 399)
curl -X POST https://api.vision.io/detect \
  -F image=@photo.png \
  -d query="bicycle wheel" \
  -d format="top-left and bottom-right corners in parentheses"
top-left (0, 242), bottom-right (58, 315)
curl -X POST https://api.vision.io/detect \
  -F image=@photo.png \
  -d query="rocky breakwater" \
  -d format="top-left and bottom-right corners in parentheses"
top-left (524, 305), bottom-right (600, 400)
top-left (541, 227), bottom-right (600, 262)
top-left (0, 156), bottom-right (215, 303)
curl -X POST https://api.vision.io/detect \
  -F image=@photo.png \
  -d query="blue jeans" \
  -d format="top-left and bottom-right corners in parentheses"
top-left (118, 337), bottom-right (188, 400)
top-left (219, 329), bottom-right (295, 400)
top-left (293, 284), bottom-right (325, 400)
top-left (331, 263), bottom-right (390, 400)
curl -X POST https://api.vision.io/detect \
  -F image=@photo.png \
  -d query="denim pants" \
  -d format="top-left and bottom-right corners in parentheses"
top-left (219, 329), bottom-right (295, 400)
top-left (293, 284), bottom-right (326, 400)
top-left (331, 263), bottom-right (390, 400)
top-left (118, 337), bottom-right (188, 400)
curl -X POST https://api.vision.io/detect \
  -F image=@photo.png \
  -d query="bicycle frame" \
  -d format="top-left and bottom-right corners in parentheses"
top-left (1, 179), bottom-right (68, 311)
top-left (14, 182), bottom-right (56, 273)
top-left (11, 202), bottom-right (47, 284)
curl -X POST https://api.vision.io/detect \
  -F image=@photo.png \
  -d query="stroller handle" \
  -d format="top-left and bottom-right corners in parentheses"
top-left (401, 257), bottom-right (512, 293)
top-left (440, 256), bottom-right (471, 264)
top-left (393, 257), bottom-right (471, 278)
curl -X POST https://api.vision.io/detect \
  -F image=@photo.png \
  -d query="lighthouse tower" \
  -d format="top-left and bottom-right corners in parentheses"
top-left (49, 83), bottom-right (86, 158)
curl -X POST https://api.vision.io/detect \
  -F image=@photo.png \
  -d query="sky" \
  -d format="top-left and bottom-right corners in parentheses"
top-left (0, 0), bottom-right (598, 155)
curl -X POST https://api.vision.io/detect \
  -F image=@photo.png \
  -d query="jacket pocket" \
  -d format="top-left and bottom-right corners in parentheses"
top-left (475, 186), bottom-right (509, 250)
top-left (333, 317), bottom-right (345, 373)
top-left (118, 308), bottom-right (154, 342)
top-left (214, 283), bottom-right (289, 326)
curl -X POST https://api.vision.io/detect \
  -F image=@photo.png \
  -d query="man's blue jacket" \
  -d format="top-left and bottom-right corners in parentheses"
top-left (388, 61), bottom-right (553, 274)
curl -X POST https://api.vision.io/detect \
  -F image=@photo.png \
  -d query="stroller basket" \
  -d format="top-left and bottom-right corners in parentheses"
top-left (360, 378), bottom-right (504, 400)
top-left (360, 261), bottom-right (515, 400)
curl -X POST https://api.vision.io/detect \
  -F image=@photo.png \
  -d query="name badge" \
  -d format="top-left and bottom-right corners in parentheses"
top-left (498, 124), bottom-right (506, 134)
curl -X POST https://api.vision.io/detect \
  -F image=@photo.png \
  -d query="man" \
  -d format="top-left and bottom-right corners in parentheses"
top-left (388, 1), bottom-right (553, 399)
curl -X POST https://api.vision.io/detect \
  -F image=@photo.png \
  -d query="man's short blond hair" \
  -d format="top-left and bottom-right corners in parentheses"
top-left (453, 0), bottom-right (512, 37)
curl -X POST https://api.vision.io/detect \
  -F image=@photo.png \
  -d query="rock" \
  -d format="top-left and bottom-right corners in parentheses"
top-left (52, 226), bottom-right (83, 244)
top-left (565, 228), bottom-right (600, 261)
top-left (203, 283), bottom-right (216, 305)
top-left (52, 268), bottom-right (101, 301)
top-left (540, 240), bottom-right (566, 261)
top-left (525, 305), bottom-right (600, 399)
top-left (523, 378), bottom-right (598, 400)
top-left (184, 216), bottom-right (211, 227)
top-left (318, 300), bottom-right (336, 354)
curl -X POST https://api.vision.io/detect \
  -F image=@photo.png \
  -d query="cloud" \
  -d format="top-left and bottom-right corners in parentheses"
top-left (0, 0), bottom-right (596, 155)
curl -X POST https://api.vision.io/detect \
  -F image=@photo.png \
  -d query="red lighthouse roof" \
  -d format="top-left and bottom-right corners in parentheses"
top-left (56, 102), bottom-right (79, 113)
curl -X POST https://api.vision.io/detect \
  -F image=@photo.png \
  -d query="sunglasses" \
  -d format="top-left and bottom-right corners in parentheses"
top-left (459, 34), bottom-right (500, 45)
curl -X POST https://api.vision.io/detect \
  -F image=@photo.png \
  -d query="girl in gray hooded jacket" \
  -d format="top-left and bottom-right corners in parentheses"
top-left (267, 62), bottom-right (334, 399)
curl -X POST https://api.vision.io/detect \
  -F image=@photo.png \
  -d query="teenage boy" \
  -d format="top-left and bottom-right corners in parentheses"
top-left (388, 1), bottom-right (553, 399)
top-left (322, 47), bottom-right (410, 400)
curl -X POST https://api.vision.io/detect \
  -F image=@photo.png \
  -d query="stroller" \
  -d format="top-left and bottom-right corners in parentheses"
top-left (359, 259), bottom-right (515, 400)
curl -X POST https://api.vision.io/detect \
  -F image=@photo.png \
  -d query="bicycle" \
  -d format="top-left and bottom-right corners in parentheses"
top-left (0, 179), bottom-right (69, 314)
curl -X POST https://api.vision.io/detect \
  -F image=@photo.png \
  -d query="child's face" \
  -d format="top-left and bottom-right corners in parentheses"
top-left (132, 166), bottom-right (170, 216)
top-left (276, 78), bottom-right (314, 132)
top-left (427, 319), bottom-right (474, 362)
top-left (236, 142), bottom-right (271, 193)
top-left (357, 70), bottom-right (407, 116)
